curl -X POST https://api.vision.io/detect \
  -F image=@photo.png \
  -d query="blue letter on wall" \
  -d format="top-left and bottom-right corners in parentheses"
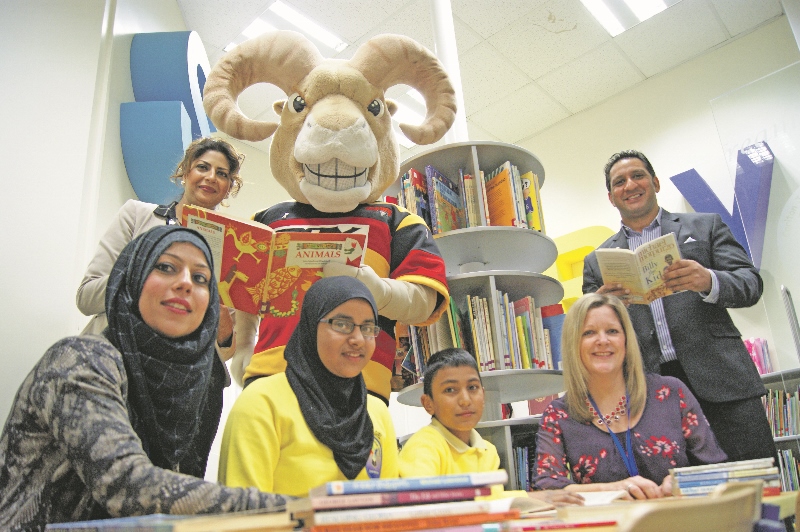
top-left (669, 142), bottom-right (773, 269)
top-left (120, 31), bottom-right (216, 204)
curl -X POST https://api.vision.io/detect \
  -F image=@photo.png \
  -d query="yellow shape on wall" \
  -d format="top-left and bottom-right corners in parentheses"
top-left (544, 226), bottom-right (616, 312)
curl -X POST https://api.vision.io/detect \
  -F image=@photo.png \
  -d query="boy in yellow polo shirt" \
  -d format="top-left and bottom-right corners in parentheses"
top-left (398, 348), bottom-right (582, 506)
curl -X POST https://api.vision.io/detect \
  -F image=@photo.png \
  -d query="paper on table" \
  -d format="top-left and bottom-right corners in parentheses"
top-left (578, 491), bottom-right (629, 506)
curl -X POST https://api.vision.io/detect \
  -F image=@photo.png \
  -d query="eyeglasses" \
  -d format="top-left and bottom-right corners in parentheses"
top-left (320, 318), bottom-right (381, 338)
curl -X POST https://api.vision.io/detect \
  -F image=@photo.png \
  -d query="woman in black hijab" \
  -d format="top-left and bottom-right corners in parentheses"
top-left (219, 276), bottom-right (399, 496)
top-left (0, 226), bottom-right (286, 532)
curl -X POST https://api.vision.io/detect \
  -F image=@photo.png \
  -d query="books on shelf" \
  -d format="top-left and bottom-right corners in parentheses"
top-left (520, 171), bottom-right (545, 233)
top-left (45, 510), bottom-right (295, 531)
top-left (669, 458), bottom-right (781, 496)
top-left (483, 162), bottom-right (524, 228)
top-left (594, 232), bottom-right (682, 304)
top-left (398, 168), bottom-right (432, 228)
top-left (400, 161), bottom-right (545, 235)
top-left (762, 387), bottom-right (800, 438)
top-left (746, 337), bottom-right (773, 374)
top-left (181, 205), bottom-right (366, 315)
top-left (426, 164), bottom-right (464, 234)
top-left (777, 448), bottom-right (800, 491)
top-left (541, 305), bottom-right (565, 371)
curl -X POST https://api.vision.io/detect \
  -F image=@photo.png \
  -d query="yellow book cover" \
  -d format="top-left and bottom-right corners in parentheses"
top-left (595, 232), bottom-right (682, 305)
top-left (483, 165), bottom-right (518, 227)
top-left (516, 315), bottom-right (531, 369)
top-left (520, 171), bottom-right (543, 232)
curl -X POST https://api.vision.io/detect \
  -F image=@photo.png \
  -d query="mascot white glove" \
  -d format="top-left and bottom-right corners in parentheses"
top-left (323, 262), bottom-right (436, 325)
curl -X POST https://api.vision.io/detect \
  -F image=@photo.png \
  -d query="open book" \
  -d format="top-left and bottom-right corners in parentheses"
top-left (181, 206), bottom-right (366, 315)
top-left (595, 232), bottom-right (681, 304)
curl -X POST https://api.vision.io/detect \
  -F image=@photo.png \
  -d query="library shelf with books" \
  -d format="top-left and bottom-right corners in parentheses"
top-left (760, 367), bottom-right (800, 490)
top-left (394, 141), bottom-right (564, 491)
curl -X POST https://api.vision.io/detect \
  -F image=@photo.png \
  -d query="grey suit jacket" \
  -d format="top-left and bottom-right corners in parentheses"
top-left (583, 210), bottom-right (765, 402)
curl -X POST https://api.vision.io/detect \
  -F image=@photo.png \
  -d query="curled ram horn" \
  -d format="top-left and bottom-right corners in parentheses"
top-left (203, 31), bottom-right (324, 142)
top-left (349, 34), bottom-right (457, 145)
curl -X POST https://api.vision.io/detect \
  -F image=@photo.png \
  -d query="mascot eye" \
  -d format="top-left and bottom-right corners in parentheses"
top-left (290, 94), bottom-right (306, 113)
top-left (367, 99), bottom-right (383, 117)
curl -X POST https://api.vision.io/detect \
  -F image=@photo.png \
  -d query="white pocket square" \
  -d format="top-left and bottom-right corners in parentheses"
top-left (684, 236), bottom-right (696, 243)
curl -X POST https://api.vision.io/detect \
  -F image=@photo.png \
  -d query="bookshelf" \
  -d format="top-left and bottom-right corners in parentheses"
top-left (395, 141), bottom-right (564, 490)
top-left (761, 369), bottom-right (800, 490)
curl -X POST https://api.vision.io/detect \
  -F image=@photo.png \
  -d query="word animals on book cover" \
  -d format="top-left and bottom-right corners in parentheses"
top-left (594, 232), bottom-right (682, 304)
top-left (182, 206), bottom-right (367, 315)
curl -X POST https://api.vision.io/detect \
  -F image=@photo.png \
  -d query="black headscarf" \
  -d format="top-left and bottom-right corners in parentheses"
top-left (285, 276), bottom-right (378, 479)
top-left (105, 225), bottom-right (220, 474)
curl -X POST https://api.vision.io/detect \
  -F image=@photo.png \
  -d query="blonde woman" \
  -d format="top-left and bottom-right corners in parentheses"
top-left (533, 293), bottom-right (726, 499)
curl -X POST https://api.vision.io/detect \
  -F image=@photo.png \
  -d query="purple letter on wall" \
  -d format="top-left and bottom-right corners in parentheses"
top-left (669, 142), bottom-right (773, 269)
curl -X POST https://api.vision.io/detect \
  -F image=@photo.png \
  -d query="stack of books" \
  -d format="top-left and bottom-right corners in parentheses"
top-left (288, 470), bottom-right (523, 532)
top-left (670, 457), bottom-right (781, 496)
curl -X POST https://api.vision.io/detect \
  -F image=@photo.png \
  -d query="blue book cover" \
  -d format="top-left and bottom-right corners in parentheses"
top-left (308, 470), bottom-right (508, 497)
top-left (541, 313), bottom-right (565, 370)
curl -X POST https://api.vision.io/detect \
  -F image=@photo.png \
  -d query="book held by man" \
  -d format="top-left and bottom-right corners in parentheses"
top-left (594, 232), bottom-right (681, 304)
top-left (181, 206), bottom-right (367, 315)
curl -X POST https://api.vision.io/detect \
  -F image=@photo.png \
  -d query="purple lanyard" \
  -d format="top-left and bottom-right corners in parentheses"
top-left (587, 392), bottom-right (639, 478)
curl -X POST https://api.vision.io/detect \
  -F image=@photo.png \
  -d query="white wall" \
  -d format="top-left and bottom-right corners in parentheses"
top-left (0, 0), bottom-right (109, 424)
top-left (517, 16), bottom-right (800, 370)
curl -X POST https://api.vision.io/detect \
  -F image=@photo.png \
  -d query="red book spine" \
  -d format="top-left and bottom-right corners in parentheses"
top-left (309, 509), bottom-right (520, 532)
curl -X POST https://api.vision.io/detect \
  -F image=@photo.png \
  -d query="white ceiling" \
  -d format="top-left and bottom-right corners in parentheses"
top-left (177, 0), bottom-right (785, 158)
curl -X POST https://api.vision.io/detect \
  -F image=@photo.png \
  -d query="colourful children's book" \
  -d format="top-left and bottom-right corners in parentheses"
top-left (520, 171), bottom-right (543, 232)
top-left (288, 486), bottom-right (492, 515)
top-left (308, 470), bottom-right (508, 497)
top-left (425, 164), bottom-right (464, 234)
top-left (181, 206), bottom-right (367, 315)
top-left (483, 162), bottom-right (519, 227)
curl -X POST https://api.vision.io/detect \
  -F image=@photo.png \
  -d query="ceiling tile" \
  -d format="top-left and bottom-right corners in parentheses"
top-left (537, 41), bottom-right (645, 113)
top-left (488, 0), bottom-right (611, 80)
top-left (468, 82), bottom-right (570, 143)
top-left (467, 120), bottom-right (502, 142)
top-left (236, 83), bottom-right (286, 123)
top-left (177, 0), bottom-right (269, 52)
top-left (459, 40), bottom-right (532, 116)
top-left (344, 0), bottom-right (482, 56)
top-left (452, 0), bottom-right (545, 39)
top-left (283, 0), bottom-right (411, 45)
top-left (710, 0), bottom-right (783, 37)
top-left (614, 0), bottom-right (729, 77)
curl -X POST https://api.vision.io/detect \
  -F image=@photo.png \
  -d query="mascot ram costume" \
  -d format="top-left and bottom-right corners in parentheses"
top-left (203, 31), bottom-right (456, 401)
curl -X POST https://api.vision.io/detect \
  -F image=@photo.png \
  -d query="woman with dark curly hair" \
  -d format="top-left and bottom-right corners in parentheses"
top-left (77, 136), bottom-right (245, 340)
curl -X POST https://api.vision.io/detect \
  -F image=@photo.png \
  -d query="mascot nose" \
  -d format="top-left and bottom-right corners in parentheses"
top-left (295, 115), bottom-right (377, 168)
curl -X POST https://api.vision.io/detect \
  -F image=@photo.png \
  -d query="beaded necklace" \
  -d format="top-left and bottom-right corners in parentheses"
top-left (586, 394), bottom-right (627, 426)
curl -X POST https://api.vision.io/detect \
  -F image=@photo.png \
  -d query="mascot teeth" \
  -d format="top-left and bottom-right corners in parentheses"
top-left (303, 159), bottom-right (368, 191)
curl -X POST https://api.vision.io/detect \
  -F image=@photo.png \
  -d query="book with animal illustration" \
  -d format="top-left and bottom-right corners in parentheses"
top-left (594, 232), bottom-right (681, 304)
top-left (181, 206), bottom-right (367, 315)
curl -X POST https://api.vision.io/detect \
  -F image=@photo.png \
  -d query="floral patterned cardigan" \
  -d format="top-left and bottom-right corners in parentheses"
top-left (533, 374), bottom-right (727, 489)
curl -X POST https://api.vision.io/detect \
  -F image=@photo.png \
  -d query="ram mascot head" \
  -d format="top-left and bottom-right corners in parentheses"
top-left (203, 31), bottom-right (456, 213)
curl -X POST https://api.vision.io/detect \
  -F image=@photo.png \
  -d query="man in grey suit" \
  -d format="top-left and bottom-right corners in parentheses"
top-left (583, 150), bottom-right (776, 463)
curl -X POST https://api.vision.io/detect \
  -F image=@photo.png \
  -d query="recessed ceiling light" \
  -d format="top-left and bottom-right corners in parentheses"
top-left (268, 1), bottom-right (347, 52)
top-left (580, 0), bottom-right (680, 37)
top-left (242, 18), bottom-right (275, 39)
